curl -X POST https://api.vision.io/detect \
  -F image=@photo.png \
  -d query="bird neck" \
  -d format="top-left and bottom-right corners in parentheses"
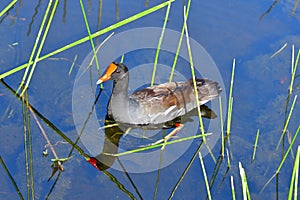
top-left (110, 73), bottom-right (130, 108)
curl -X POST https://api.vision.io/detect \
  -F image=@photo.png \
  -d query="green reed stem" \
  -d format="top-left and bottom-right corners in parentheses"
top-left (199, 152), bottom-right (212, 200)
top-left (251, 129), bottom-right (260, 162)
top-left (0, 0), bottom-right (174, 80)
top-left (151, 1), bottom-right (172, 86)
top-left (183, 6), bottom-right (206, 143)
top-left (227, 59), bottom-right (235, 136)
top-left (68, 55), bottom-right (77, 76)
top-left (270, 42), bottom-right (287, 58)
top-left (288, 145), bottom-right (299, 200)
top-left (169, 0), bottom-right (192, 82)
top-left (79, 0), bottom-right (100, 73)
top-left (226, 148), bottom-right (231, 169)
top-left (0, 0), bottom-right (18, 17)
top-left (16, 0), bottom-right (54, 95)
top-left (105, 133), bottom-right (211, 157)
top-left (239, 162), bottom-right (251, 200)
top-left (293, 147), bottom-right (299, 199)
top-left (20, 0), bottom-right (59, 96)
top-left (231, 176), bottom-right (236, 200)
top-left (78, 32), bottom-right (114, 88)
top-left (276, 125), bottom-right (300, 174)
top-left (262, 125), bottom-right (300, 192)
top-left (276, 95), bottom-right (297, 150)
top-left (289, 46), bottom-right (300, 94)
top-left (219, 96), bottom-right (225, 157)
top-left (291, 45), bottom-right (295, 77)
top-left (120, 54), bottom-right (125, 63)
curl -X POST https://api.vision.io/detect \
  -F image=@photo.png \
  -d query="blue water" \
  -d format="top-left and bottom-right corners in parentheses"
top-left (0, 0), bottom-right (299, 199)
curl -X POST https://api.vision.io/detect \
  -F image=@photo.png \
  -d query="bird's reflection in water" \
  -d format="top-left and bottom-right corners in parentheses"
top-left (89, 104), bottom-right (217, 171)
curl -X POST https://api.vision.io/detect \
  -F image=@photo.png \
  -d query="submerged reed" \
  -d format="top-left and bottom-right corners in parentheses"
top-left (0, 156), bottom-right (24, 200)
top-left (262, 125), bottom-right (300, 192)
top-left (276, 95), bottom-right (297, 150)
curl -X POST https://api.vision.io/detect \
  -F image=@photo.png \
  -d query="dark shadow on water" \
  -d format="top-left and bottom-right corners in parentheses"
top-left (260, 0), bottom-right (300, 21)
top-left (27, 0), bottom-right (42, 36)
top-left (259, 0), bottom-right (279, 21)
top-left (90, 104), bottom-right (217, 171)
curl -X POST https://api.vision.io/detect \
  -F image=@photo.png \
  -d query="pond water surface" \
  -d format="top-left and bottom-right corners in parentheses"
top-left (0, 0), bottom-right (299, 199)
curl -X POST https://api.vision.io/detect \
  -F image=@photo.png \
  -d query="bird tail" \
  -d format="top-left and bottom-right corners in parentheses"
top-left (189, 78), bottom-right (222, 104)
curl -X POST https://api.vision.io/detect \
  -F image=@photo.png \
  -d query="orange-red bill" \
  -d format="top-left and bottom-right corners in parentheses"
top-left (96, 63), bottom-right (118, 84)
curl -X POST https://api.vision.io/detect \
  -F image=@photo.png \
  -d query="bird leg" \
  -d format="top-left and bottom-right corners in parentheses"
top-left (161, 123), bottom-right (184, 150)
top-left (146, 123), bottom-right (184, 150)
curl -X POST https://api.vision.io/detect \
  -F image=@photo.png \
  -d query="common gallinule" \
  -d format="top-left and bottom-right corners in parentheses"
top-left (96, 62), bottom-right (221, 125)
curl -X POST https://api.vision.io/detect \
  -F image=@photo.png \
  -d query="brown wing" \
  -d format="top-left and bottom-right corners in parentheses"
top-left (130, 81), bottom-right (195, 115)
